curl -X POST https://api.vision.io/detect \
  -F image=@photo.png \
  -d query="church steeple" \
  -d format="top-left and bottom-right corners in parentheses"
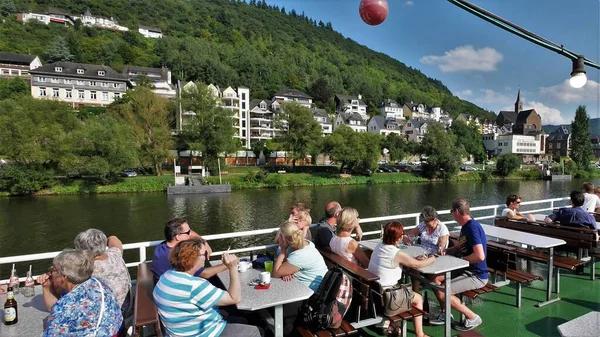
top-left (515, 87), bottom-right (523, 113)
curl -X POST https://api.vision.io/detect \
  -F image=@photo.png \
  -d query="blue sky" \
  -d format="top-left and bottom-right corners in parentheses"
top-left (267, 0), bottom-right (600, 125)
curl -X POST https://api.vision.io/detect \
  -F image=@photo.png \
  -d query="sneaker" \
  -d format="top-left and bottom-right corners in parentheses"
top-left (429, 313), bottom-right (455, 326)
top-left (454, 315), bottom-right (483, 331)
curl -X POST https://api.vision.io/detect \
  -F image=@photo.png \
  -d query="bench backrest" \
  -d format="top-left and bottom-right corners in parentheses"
top-left (494, 217), bottom-right (596, 249)
top-left (134, 262), bottom-right (160, 329)
top-left (317, 247), bottom-right (380, 283)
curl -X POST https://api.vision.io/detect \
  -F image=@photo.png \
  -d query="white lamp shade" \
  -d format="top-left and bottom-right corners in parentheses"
top-left (570, 72), bottom-right (587, 88)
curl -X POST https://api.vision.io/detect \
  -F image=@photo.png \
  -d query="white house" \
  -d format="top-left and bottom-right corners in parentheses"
top-left (367, 116), bottom-right (403, 136)
top-left (482, 133), bottom-right (546, 156)
top-left (122, 65), bottom-right (175, 99)
top-left (334, 112), bottom-right (367, 132)
top-left (29, 62), bottom-right (129, 108)
top-left (403, 119), bottom-right (428, 143)
top-left (73, 9), bottom-right (128, 32)
top-left (335, 94), bottom-right (368, 120)
top-left (247, 99), bottom-right (282, 146)
top-left (0, 52), bottom-right (42, 79)
top-left (312, 108), bottom-right (333, 135)
top-left (378, 99), bottom-right (403, 119)
top-left (138, 25), bottom-right (163, 38)
top-left (272, 88), bottom-right (313, 109)
top-left (17, 10), bottom-right (74, 26)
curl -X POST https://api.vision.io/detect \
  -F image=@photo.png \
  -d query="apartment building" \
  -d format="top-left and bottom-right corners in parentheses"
top-left (0, 52), bottom-right (42, 79)
top-left (248, 99), bottom-right (282, 146)
top-left (272, 88), bottom-right (313, 109)
top-left (138, 26), bottom-right (163, 38)
top-left (335, 94), bottom-right (368, 120)
top-left (378, 99), bottom-right (403, 119)
top-left (29, 62), bottom-right (129, 107)
top-left (312, 108), bottom-right (333, 135)
top-left (122, 65), bottom-right (175, 99)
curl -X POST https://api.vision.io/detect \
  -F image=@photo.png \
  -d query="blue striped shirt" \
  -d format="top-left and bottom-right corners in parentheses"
top-left (153, 270), bottom-right (226, 337)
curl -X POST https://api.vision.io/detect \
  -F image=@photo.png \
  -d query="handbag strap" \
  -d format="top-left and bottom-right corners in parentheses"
top-left (93, 278), bottom-right (106, 337)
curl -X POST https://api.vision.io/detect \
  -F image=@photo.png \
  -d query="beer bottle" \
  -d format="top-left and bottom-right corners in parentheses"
top-left (4, 286), bottom-right (18, 325)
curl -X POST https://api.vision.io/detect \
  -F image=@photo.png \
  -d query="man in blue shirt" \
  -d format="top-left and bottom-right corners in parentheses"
top-left (545, 191), bottom-right (598, 231)
top-left (151, 218), bottom-right (227, 283)
top-left (430, 198), bottom-right (486, 331)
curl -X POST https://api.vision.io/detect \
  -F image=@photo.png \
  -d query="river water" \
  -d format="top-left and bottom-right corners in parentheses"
top-left (0, 178), bottom-right (597, 276)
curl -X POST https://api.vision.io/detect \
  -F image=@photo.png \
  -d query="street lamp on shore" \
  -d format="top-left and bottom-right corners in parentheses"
top-left (570, 56), bottom-right (587, 89)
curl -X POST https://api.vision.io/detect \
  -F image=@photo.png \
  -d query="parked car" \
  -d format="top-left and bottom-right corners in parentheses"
top-left (461, 166), bottom-right (477, 171)
top-left (463, 160), bottom-right (474, 165)
top-left (411, 161), bottom-right (422, 166)
top-left (395, 165), bottom-right (413, 173)
top-left (486, 161), bottom-right (495, 165)
top-left (120, 169), bottom-right (137, 177)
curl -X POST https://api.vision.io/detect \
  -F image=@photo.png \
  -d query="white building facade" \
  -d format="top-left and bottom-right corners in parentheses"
top-left (272, 88), bottom-right (313, 109)
top-left (73, 9), bottom-right (128, 31)
top-left (0, 52), bottom-right (42, 79)
top-left (482, 133), bottom-right (545, 156)
top-left (123, 65), bottom-right (175, 99)
top-left (138, 26), bottom-right (163, 38)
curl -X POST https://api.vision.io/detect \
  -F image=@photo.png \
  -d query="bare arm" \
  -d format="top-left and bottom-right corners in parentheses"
top-left (348, 240), bottom-right (370, 268)
top-left (462, 244), bottom-right (486, 263)
top-left (107, 236), bottom-right (123, 253)
top-left (215, 253), bottom-right (240, 306)
top-left (354, 224), bottom-right (363, 241)
top-left (36, 273), bottom-right (59, 312)
top-left (437, 235), bottom-right (449, 254)
top-left (199, 264), bottom-right (228, 279)
top-left (394, 251), bottom-right (435, 269)
top-left (272, 249), bottom-right (300, 278)
top-left (544, 216), bottom-right (553, 223)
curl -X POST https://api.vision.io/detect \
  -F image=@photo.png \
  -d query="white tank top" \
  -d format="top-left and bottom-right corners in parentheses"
top-left (367, 242), bottom-right (403, 287)
top-left (329, 236), bottom-right (358, 265)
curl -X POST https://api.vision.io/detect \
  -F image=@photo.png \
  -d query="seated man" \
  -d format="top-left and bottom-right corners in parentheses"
top-left (429, 198), bottom-right (486, 332)
top-left (151, 218), bottom-right (226, 283)
top-left (313, 201), bottom-right (363, 250)
top-left (545, 191), bottom-right (598, 232)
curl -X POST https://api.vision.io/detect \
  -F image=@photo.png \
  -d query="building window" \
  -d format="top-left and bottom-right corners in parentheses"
top-left (101, 82), bottom-right (108, 87)
top-left (90, 81), bottom-right (97, 86)
top-left (38, 76), bottom-right (47, 82)
top-left (91, 91), bottom-right (97, 100)
top-left (242, 102), bottom-right (246, 109)
top-left (39, 87), bottom-right (46, 96)
top-left (102, 92), bottom-right (109, 101)
top-left (98, 70), bottom-right (105, 76)
top-left (51, 78), bottom-right (59, 83)
top-left (10, 70), bottom-right (18, 75)
top-left (1, 69), bottom-right (8, 75)
top-left (113, 93), bottom-right (120, 100)
top-left (52, 88), bottom-right (59, 97)
top-left (557, 143), bottom-right (561, 149)
top-left (55, 67), bottom-right (62, 72)
top-left (64, 79), bottom-right (72, 84)
top-left (78, 90), bottom-right (85, 99)
top-left (77, 69), bottom-right (84, 74)
top-left (21, 71), bottom-right (28, 75)
top-left (66, 89), bottom-right (72, 98)
top-left (242, 93), bottom-right (246, 100)
top-left (242, 111), bottom-right (246, 118)
top-left (77, 80), bottom-right (85, 85)
top-left (113, 83), bottom-right (119, 88)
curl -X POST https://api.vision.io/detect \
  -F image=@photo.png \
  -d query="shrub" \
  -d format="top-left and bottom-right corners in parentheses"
top-left (496, 154), bottom-right (521, 177)
top-left (0, 165), bottom-right (54, 195)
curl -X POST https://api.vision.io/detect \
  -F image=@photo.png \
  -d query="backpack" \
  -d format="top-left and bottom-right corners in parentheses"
top-left (297, 267), bottom-right (353, 331)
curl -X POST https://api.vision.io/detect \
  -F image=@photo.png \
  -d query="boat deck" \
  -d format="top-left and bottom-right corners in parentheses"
top-left (360, 262), bottom-right (600, 337)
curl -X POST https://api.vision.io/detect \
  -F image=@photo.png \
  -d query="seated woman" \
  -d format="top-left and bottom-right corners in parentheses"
top-left (275, 207), bottom-right (313, 256)
top-left (273, 220), bottom-right (329, 336)
top-left (74, 229), bottom-right (131, 308)
top-left (502, 195), bottom-right (535, 221)
top-left (367, 222), bottom-right (435, 337)
top-left (404, 206), bottom-right (449, 255)
top-left (37, 249), bottom-right (122, 336)
top-left (329, 207), bottom-right (370, 268)
top-left (153, 238), bottom-right (264, 337)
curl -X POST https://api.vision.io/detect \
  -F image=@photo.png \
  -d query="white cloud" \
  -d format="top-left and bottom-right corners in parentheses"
top-left (456, 89), bottom-right (473, 99)
top-left (540, 79), bottom-right (600, 103)
top-left (501, 101), bottom-right (566, 125)
top-left (420, 45), bottom-right (503, 72)
top-left (472, 89), bottom-right (514, 105)
top-left (405, 1), bottom-right (414, 5)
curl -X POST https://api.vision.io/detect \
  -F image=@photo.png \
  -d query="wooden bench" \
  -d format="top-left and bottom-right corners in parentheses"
top-left (495, 218), bottom-right (593, 281)
top-left (486, 248), bottom-right (542, 307)
top-left (133, 262), bottom-right (162, 337)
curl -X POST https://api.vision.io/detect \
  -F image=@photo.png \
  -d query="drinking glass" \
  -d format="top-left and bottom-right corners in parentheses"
top-left (264, 261), bottom-right (273, 273)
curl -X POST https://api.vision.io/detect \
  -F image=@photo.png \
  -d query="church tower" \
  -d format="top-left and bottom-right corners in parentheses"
top-left (514, 88), bottom-right (523, 113)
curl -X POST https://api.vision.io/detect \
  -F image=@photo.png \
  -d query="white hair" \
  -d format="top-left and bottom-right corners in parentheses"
top-left (53, 249), bottom-right (94, 284)
top-left (74, 228), bottom-right (107, 257)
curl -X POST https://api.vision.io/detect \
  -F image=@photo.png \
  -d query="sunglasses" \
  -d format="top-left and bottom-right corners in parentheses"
top-left (515, 201), bottom-right (521, 204)
top-left (179, 229), bottom-right (192, 236)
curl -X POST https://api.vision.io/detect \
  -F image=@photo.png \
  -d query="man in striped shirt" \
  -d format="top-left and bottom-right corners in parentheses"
top-left (153, 238), bottom-right (264, 337)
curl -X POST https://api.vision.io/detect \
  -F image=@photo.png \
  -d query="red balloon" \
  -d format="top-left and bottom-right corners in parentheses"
top-left (359, 0), bottom-right (389, 26)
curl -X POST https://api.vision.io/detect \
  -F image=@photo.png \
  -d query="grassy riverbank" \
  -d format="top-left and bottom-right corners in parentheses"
top-left (2, 167), bottom-right (598, 196)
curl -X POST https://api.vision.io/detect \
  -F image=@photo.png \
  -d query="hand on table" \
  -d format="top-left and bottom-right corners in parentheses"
top-left (282, 274), bottom-right (294, 282)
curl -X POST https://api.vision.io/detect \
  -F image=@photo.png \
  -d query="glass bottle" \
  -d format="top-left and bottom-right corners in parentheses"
top-left (8, 270), bottom-right (19, 295)
top-left (23, 271), bottom-right (35, 298)
top-left (4, 286), bottom-right (18, 325)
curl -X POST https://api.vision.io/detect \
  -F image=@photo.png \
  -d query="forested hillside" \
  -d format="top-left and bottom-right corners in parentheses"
top-left (1, 0), bottom-right (494, 119)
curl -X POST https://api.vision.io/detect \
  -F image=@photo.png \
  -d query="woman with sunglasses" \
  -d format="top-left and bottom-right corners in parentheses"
top-left (37, 249), bottom-right (122, 337)
top-left (503, 195), bottom-right (536, 221)
top-left (153, 238), bottom-right (264, 337)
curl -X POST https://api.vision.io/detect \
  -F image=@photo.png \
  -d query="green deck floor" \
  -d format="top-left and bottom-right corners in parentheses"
top-left (359, 263), bottom-right (600, 337)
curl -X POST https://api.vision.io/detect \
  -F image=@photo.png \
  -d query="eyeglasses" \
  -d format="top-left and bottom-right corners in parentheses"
top-left (515, 201), bottom-right (521, 204)
top-left (199, 250), bottom-right (208, 259)
top-left (179, 229), bottom-right (192, 236)
top-left (48, 266), bottom-right (58, 274)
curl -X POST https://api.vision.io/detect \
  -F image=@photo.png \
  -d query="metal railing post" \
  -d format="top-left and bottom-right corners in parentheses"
top-left (415, 215), bottom-right (420, 227)
top-left (139, 246), bottom-right (147, 263)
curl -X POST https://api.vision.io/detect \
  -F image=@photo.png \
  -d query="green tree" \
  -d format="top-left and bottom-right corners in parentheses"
top-left (308, 78), bottom-right (334, 106)
top-left (420, 122), bottom-right (464, 179)
top-left (109, 87), bottom-right (173, 175)
top-left (45, 36), bottom-right (74, 63)
top-left (496, 154), bottom-right (521, 177)
top-left (251, 140), bottom-right (265, 166)
top-left (0, 164), bottom-right (53, 195)
top-left (274, 102), bottom-right (322, 170)
top-left (450, 120), bottom-right (486, 162)
top-left (323, 126), bottom-right (381, 174)
top-left (133, 74), bottom-right (156, 89)
top-left (570, 105), bottom-right (594, 170)
top-left (181, 84), bottom-right (237, 174)
top-left (0, 0), bottom-right (17, 16)
top-left (0, 77), bottom-right (29, 100)
top-left (382, 133), bottom-right (407, 163)
top-left (62, 115), bottom-right (140, 183)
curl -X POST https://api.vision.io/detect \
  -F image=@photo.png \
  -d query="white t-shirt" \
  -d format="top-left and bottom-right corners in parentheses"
top-left (367, 242), bottom-right (403, 288)
top-left (583, 193), bottom-right (600, 213)
top-left (502, 208), bottom-right (516, 217)
top-left (417, 221), bottom-right (449, 253)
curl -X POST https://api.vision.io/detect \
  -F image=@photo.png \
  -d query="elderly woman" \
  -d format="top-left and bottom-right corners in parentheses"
top-left (368, 222), bottom-right (435, 337)
top-left (74, 229), bottom-right (131, 307)
top-left (404, 206), bottom-right (450, 255)
top-left (329, 207), bottom-right (370, 267)
top-left (37, 249), bottom-right (122, 337)
top-left (502, 195), bottom-right (536, 221)
top-left (153, 238), bottom-right (263, 337)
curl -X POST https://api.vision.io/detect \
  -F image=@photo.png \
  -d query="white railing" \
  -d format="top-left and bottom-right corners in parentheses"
top-left (0, 197), bottom-right (569, 282)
